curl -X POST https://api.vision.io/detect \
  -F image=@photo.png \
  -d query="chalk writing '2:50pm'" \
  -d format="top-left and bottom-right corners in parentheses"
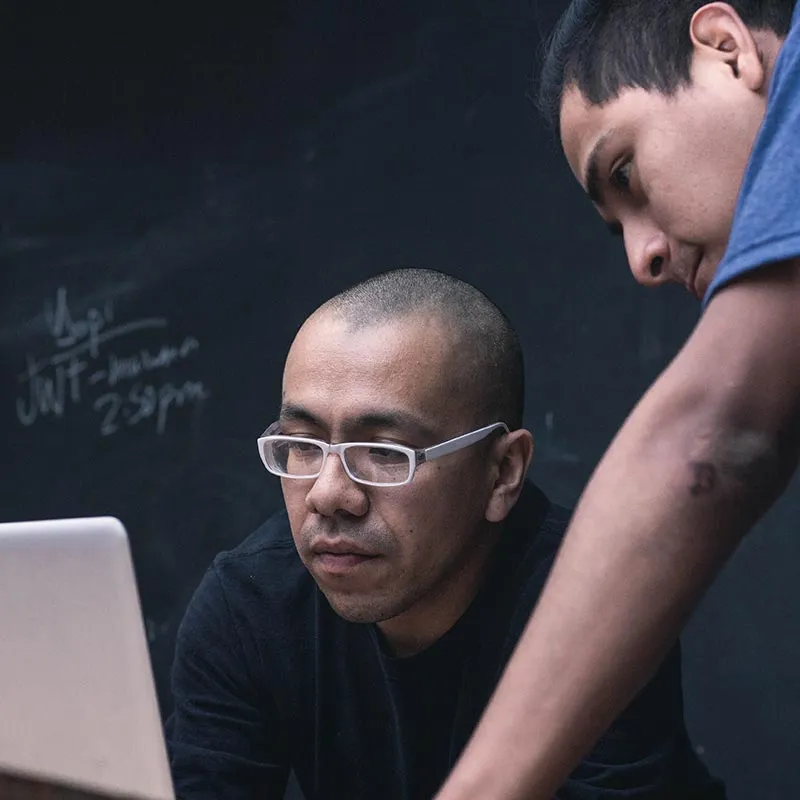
top-left (93, 380), bottom-right (210, 437)
top-left (15, 287), bottom-right (210, 437)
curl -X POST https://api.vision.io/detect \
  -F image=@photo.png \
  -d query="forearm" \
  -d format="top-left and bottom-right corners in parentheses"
top-left (439, 420), bottom-right (770, 799)
top-left (436, 264), bottom-right (800, 800)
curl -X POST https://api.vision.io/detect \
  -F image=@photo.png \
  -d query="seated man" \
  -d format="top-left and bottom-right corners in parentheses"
top-left (167, 268), bottom-right (724, 799)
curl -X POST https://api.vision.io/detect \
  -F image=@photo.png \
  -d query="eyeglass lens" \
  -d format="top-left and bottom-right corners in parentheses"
top-left (267, 440), bottom-right (412, 484)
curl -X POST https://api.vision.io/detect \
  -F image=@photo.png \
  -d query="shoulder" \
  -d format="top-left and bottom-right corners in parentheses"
top-left (213, 507), bottom-right (304, 582)
top-left (506, 482), bottom-right (572, 567)
top-left (215, 506), bottom-right (296, 559)
top-left (481, 484), bottom-right (573, 635)
top-left (786, 4), bottom-right (800, 60)
top-left (174, 507), bottom-right (320, 679)
top-left (189, 508), bottom-right (315, 629)
top-left (767, 7), bottom-right (800, 114)
top-left (704, 16), bottom-right (800, 301)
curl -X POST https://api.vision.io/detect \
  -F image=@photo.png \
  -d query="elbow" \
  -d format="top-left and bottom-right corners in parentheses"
top-left (676, 406), bottom-right (800, 523)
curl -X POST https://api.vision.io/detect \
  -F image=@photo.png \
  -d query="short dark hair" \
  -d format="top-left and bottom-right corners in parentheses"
top-left (323, 268), bottom-right (525, 429)
top-left (537, 0), bottom-right (796, 130)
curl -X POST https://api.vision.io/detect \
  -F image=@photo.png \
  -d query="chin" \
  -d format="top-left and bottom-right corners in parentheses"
top-left (322, 591), bottom-right (395, 624)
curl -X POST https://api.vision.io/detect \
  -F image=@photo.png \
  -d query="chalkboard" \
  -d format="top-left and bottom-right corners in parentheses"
top-left (2, 3), bottom-right (799, 799)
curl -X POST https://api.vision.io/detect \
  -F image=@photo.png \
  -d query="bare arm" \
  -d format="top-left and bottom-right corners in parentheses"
top-left (435, 260), bottom-right (800, 800)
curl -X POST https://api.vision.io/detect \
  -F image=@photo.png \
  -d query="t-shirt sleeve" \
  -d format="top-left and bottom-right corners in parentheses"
top-left (703, 5), bottom-right (800, 306)
top-left (166, 564), bottom-right (290, 800)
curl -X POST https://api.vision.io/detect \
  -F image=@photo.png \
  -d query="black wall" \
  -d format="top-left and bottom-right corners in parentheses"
top-left (2, 4), bottom-right (798, 798)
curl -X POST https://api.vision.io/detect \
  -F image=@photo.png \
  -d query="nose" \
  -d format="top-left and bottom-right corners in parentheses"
top-left (623, 219), bottom-right (671, 288)
top-left (304, 450), bottom-right (370, 518)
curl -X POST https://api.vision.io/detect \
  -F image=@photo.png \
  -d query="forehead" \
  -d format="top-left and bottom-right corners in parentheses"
top-left (282, 312), bottom-right (467, 428)
top-left (559, 84), bottom-right (660, 185)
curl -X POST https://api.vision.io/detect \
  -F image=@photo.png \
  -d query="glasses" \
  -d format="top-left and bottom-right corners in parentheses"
top-left (257, 421), bottom-right (509, 487)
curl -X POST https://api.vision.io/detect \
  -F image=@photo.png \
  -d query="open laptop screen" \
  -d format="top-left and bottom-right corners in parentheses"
top-left (0, 517), bottom-right (173, 800)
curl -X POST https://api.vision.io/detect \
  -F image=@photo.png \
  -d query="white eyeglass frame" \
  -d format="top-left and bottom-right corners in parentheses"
top-left (256, 421), bottom-right (510, 487)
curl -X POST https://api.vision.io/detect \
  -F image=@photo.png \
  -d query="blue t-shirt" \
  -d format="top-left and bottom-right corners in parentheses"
top-left (704, 2), bottom-right (800, 306)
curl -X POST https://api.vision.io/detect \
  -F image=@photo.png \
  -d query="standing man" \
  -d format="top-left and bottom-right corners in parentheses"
top-left (435, 2), bottom-right (800, 798)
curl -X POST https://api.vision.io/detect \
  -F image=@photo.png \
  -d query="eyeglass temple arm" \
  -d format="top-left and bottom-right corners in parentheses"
top-left (421, 423), bottom-right (509, 463)
top-left (259, 422), bottom-right (281, 438)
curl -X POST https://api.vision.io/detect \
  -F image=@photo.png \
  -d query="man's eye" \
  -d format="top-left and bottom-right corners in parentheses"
top-left (287, 440), bottom-right (319, 453)
top-left (611, 160), bottom-right (632, 191)
top-left (367, 446), bottom-right (407, 464)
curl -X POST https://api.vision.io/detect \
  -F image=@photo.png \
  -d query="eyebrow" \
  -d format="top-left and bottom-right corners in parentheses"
top-left (583, 132), bottom-right (626, 237)
top-left (583, 131), bottom-right (614, 209)
top-left (279, 404), bottom-right (322, 427)
top-left (278, 404), bottom-right (440, 442)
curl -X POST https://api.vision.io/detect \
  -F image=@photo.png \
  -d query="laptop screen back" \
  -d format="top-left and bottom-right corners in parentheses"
top-left (0, 517), bottom-right (173, 799)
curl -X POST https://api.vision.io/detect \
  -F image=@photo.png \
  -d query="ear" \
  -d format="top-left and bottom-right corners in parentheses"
top-left (690, 3), bottom-right (766, 92)
top-left (484, 428), bottom-right (534, 523)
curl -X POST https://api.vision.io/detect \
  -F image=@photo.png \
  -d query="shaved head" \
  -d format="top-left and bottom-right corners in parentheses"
top-left (316, 268), bottom-right (524, 429)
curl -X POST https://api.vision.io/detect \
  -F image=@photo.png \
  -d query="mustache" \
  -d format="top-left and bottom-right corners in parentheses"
top-left (299, 521), bottom-right (392, 551)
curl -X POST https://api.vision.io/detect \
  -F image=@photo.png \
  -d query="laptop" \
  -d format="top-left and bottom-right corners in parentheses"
top-left (0, 517), bottom-right (174, 800)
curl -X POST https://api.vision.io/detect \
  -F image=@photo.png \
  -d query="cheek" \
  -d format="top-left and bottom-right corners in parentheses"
top-left (644, 146), bottom-right (736, 241)
top-left (662, 106), bottom-right (752, 240)
top-left (689, 139), bottom-right (743, 222)
top-left (380, 490), bottom-right (441, 560)
top-left (281, 481), bottom-right (310, 530)
top-left (388, 469), bottom-right (487, 562)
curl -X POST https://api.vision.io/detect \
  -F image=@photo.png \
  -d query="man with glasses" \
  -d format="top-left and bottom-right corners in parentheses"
top-left (167, 268), bottom-right (723, 799)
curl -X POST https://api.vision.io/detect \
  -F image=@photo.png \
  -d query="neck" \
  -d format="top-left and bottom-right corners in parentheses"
top-left (754, 29), bottom-right (786, 89)
top-left (377, 523), bottom-right (502, 657)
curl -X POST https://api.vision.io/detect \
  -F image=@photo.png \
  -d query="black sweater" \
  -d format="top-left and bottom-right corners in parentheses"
top-left (167, 483), bottom-right (725, 800)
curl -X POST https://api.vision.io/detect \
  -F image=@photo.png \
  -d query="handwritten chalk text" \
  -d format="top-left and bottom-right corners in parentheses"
top-left (15, 287), bottom-right (209, 437)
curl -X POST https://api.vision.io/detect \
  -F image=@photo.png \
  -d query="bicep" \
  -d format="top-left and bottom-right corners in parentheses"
top-left (694, 257), bottom-right (800, 426)
top-left (168, 567), bottom-right (290, 800)
top-left (630, 258), bottom-right (800, 532)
